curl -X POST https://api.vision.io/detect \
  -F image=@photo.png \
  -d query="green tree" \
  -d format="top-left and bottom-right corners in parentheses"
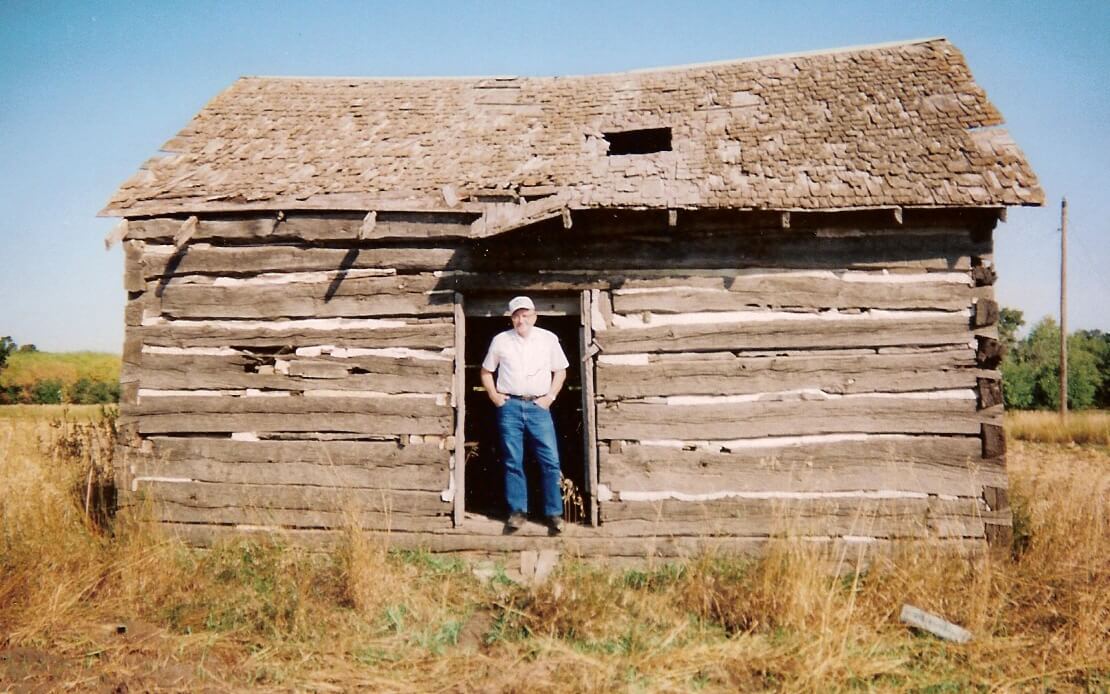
top-left (1075, 329), bottom-right (1110, 408)
top-left (1001, 359), bottom-right (1037, 409)
top-left (70, 378), bottom-right (120, 404)
top-left (0, 336), bottom-right (14, 371)
top-left (1012, 318), bottom-right (1103, 410)
top-left (30, 379), bottom-right (64, 405)
top-left (998, 307), bottom-right (1025, 354)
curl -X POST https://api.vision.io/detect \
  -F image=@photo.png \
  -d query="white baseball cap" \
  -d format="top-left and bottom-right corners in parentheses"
top-left (508, 296), bottom-right (535, 314)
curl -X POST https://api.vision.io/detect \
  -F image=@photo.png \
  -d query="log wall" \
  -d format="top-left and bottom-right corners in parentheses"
top-left (116, 209), bottom-right (1008, 559)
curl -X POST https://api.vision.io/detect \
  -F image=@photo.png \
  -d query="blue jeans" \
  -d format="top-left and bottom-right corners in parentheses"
top-left (496, 397), bottom-right (563, 517)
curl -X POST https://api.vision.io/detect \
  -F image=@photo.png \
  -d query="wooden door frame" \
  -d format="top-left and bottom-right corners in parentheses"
top-left (579, 289), bottom-right (600, 526)
top-left (450, 289), bottom-right (600, 527)
top-left (452, 292), bottom-right (466, 526)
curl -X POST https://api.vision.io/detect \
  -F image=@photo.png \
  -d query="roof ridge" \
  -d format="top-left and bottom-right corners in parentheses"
top-left (244, 36), bottom-right (949, 83)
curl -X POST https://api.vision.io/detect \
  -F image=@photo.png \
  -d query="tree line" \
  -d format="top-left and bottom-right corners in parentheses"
top-left (0, 337), bottom-right (121, 405)
top-left (998, 310), bottom-right (1109, 410)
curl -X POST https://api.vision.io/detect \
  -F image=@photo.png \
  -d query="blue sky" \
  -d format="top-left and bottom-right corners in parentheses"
top-left (1, 0), bottom-right (1106, 352)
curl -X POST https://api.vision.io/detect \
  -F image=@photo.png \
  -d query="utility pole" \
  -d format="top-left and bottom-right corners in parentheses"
top-left (1059, 197), bottom-right (1068, 418)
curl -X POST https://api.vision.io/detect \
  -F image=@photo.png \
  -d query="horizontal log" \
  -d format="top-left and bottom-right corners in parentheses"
top-left (138, 413), bottom-right (450, 435)
top-left (138, 353), bottom-right (451, 394)
top-left (157, 522), bottom-right (987, 560)
top-left (136, 460), bottom-right (444, 491)
top-left (135, 440), bottom-right (447, 490)
top-left (597, 397), bottom-right (981, 440)
top-left (136, 320), bottom-right (453, 349)
top-left (471, 228), bottom-right (987, 273)
top-left (146, 436), bottom-right (445, 467)
top-left (156, 274), bottom-right (452, 319)
top-left (982, 424), bottom-right (1006, 458)
top-left (136, 480), bottom-right (449, 515)
top-left (596, 314), bottom-right (972, 354)
top-left (149, 503), bottom-right (451, 531)
top-left (597, 350), bottom-right (977, 398)
top-left (976, 336), bottom-right (1004, 368)
top-left (972, 298), bottom-right (999, 328)
top-left (126, 213), bottom-right (474, 243)
top-left (140, 244), bottom-right (463, 279)
top-left (612, 277), bottom-right (971, 313)
top-left (599, 497), bottom-right (989, 539)
top-left (977, 378), bottom-right (1003, 409)
top-left (135, 396), bottom-right (451, 435)
top-left (137, 395), bottom-right (447, 417)
top-left (971, 263), bottom-right (997, 287)
top-left (600, 437), bottom-right (1003, 496)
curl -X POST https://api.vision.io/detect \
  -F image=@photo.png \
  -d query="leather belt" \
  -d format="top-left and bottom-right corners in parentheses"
top-left (507, 394), bottom-right (539, 401)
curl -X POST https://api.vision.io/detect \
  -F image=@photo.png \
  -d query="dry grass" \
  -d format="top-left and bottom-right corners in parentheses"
top-left (1007, 409), bottom-right (1110, 446)
top-left (0, 403), bottom-right (115, 422)
top-left (0, 411), bottom-right (1107, 692)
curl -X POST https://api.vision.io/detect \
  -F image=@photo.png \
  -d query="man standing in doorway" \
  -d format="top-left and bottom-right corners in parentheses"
top-left (480, 296), bottom-right (570, 534)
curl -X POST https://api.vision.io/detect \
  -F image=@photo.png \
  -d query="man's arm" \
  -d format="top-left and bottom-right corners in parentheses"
top-left (480, 368), bottom-right (507, 407)
top-left (537, 368), bottom-right (566, 410)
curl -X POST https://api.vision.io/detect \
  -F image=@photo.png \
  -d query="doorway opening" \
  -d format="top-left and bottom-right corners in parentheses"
top-left (462, 309), bottom-right (589, 525)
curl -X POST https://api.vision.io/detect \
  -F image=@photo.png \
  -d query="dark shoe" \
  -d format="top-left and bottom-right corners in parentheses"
top-left (505, 512), bottom-right (527, 532)
top-left (546, 515), bottom-right (565, 534)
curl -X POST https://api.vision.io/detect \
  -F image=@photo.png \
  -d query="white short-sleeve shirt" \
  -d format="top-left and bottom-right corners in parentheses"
top-left (481, 326), bottom-right (570, 397)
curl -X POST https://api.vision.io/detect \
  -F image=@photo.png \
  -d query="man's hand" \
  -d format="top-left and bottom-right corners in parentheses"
top-left (481, 368), bottom-right (507, 407)
top-left (536, 394), bottom-right (555, 410)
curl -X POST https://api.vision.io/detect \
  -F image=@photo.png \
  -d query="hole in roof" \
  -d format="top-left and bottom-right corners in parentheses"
top-left (603, 127), bottom-right (672, 155)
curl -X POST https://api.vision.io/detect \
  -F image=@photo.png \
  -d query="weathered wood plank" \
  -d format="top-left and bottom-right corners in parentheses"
top-left (136, 396), bottom-right (451, 435)
top-left (136, 320), bottom-right (454, 349)
top-left (136, 480), bottom-right (449, 515)
top-left (126, 213), bottom-right (474, 243)
top-left (972, 298), bottom-right (999, 328)
top-left (157, 522), bottom-right (987, 559)
top-left (452, 293), bottom-right (466, 526)
top-left (612, 278), bottom-right (971, 313)
top-left (600, 437), bottom-right (1004, 496)
top-left (137, 395), bottom-right (447, 417)
top-left (139, 244), bottom-right (463, 279)
top-left (597, 397), bottom-right (981, 440)
top-left (138, 413), bottom-right (450, 435)
top-left (596, 314), bottom-right (972, 354)
top-left (146, 436), bottom-right (445, 467)
top-left (900, 604), bottom-right (973, 643)
top-left (597, 350), bottom-right (977, 398)
top-left (149, 503), bottom-right (451, 531)
top-left (471, 228), bottom-right (986, 273)
top-left (135, 457), bottom-right (444, 491)
top-left (156, 274), bottom-right (452, 319)
top-left (977, 377), bottom-right (1003, 409)
top-left (124, 241), bottom-right (146, 291)
top-left (138, 353), bottom-right (451, 393)
top-left (599, 497), bottom-right (988, 539)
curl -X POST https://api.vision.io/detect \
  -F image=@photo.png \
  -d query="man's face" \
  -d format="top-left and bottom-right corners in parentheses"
top-left (511, 308), bottom-right (537, 336)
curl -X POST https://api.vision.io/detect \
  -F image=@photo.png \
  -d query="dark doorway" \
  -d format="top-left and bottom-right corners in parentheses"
top-left (463, 313), bottom-right (587, 524)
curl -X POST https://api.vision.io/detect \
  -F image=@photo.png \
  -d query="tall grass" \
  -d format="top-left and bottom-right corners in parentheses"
top-left (1007, 409), bottom-right (1110, 445)
top-left (0, 412), bottom-right (1106, 691)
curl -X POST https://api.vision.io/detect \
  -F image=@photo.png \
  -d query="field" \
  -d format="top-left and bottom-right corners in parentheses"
top-left (0, 352), bottom-right (120, 388)
top-left (0, 409), bottom-right (1106, 692)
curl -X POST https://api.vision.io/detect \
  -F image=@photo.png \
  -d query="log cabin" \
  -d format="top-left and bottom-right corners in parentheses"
top-left (102, 37), bottom-right (1042, 563)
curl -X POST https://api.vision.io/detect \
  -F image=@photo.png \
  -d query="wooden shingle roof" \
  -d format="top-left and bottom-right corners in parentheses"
top-left (102, 37), bottom-right (1043, 217)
